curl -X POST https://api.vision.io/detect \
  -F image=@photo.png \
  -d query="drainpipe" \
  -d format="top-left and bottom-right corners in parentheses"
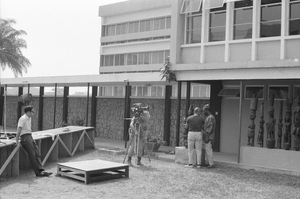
top-left (237, 80), bottom-right (244, 163)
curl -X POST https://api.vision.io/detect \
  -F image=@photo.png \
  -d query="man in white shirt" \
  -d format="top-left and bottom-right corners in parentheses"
top-left (15, 105), bottom-right (52, 177)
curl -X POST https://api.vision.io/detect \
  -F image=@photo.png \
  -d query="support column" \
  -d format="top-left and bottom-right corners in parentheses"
top-left (86, 83), bottom-right (90, 126)
top-left (53, 84), bottom-right (57, 129)
top-left (38, 87), bottom-right (44, 131)
top-left (0, 87), bottom-right (4, 125)
top-left (62, 86), bottom-right (69, 124)
top-left (123, 82), bottom-right (131, 148)
top-left (176, 81), bottom-right (182, 146)
top-left (163, 85), bottom-right (172, 145)
top-left (210, 81), bottom-right (223, 152)
top-left (91, 86), bottom-right (98, 128)
top-left (17, 87), bottom-right (23, 122)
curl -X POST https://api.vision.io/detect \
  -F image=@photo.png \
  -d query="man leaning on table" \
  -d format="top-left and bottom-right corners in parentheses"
top-left (15, 105), bottom-right (52, 177)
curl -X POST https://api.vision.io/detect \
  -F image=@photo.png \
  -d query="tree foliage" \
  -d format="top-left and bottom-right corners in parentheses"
top-left (160, 56), bottom-right (176, 83)
top-left (0, 18), bottom-right (31, 77)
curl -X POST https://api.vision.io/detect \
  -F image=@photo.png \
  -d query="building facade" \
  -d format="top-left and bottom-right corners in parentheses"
top-left (98, 0), bottom-right (300, 173)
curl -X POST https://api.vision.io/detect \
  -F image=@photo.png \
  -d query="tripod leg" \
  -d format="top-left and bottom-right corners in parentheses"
top-left (136, 125), bottom-right (140, 161)
top-left (123, 133), bottom-right (134, 163)
top-left (143, 139), bottom-right (151, 163)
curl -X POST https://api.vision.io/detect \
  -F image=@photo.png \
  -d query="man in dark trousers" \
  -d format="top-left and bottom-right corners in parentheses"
top-left (184, 107), bottom-right (205, 168)
top-left (203, 104), bottom-right (216, 168)
top-left (15, 105), bottom-right (53, 177)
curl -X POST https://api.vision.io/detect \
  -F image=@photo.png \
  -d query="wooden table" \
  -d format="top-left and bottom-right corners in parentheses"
top-left (57, 159), bottom-right (129, 184)
top-left (0, 126), bottom-right (95, 177)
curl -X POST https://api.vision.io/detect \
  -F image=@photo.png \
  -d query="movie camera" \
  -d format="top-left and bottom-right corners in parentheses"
top-left (131, 103), bottom-right (149, 118)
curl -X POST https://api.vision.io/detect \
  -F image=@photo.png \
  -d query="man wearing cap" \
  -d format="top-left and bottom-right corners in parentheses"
top-left (203, 104), bottom-right (216, 168)
top-left (15, 105), bottom-right (53, 177)
top-left (184, 107), bottom-right (205, 168)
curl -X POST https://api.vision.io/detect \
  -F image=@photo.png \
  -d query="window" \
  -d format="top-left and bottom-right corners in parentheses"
top-left (116, 23), bottom-right (126, 35)
top-left (99, 86), bottom-right (125, 97)
top-left (152, 51), bottom-right (164, 64)
top-left (166, 17), bottom-right (171, 29)
top-left (104, 55), bottom-right (114, 66)
top-left (186, 9), bottom-right (202, 44)
top-left (144, 52), bottom-right (150, 64)
top-left (131, 85), bottom-right (164, 97)
top-left (233, 1), bottom-right (253, 40)
top-left (209, 5), bottom-right (226, 42)
top-left (172, 84), bottom-right (210, 98)
top-left (289, 0), bottom-right (300, 35)
top-left (106, 25), bottom-right (116, 36)
top-left (181, 0), bottom-right (203, 14)
top-left (245, 86), bottom-right (264, 99)
top-left (268, 86), bottom-right (289, 100)
top-left (114, 54), bottom-right (125, 66)
top-left (218, 87), bottom-right (240, 97)
top-left (293, 86), bottom-right (300, 99)
top-left (192, 85), bottom-right (211, 98)
top-left (127, 53), bottom-right (137, 65)
top-left (153, 18), bottom-right (166, 30)
top-left (140, 20), bottom-right (151, 32)
top-left (260, 0), bottom-right (281, 38)
top-left (128, 21), bottom-right (139, 33)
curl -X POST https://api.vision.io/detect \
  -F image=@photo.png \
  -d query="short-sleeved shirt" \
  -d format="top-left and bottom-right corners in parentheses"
top-left (17, 114), bottom-right (32, 136)
top-left (204, 114), bottom-right (216, 140)
top-left (186, 114), bottom-right (205, 132)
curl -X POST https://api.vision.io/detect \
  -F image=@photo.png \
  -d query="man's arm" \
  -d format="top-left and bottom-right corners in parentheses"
top-left (129, 117), bottom-right (139, 135)
top-left (15, 126), bottom-right (22, 145)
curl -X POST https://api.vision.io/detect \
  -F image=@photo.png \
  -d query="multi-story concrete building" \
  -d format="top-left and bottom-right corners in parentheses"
top-left (98, 0), bottom-right (300, 173)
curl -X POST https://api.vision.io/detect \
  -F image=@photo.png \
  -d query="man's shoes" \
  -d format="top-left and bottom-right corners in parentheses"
top-left (184, 164), bottom-right (194, 168)
top-left (36, 171), bottom-right (53, 177)
top-left (207, 165), bottom-right (215, 169)
top-left (197, 165), bottom-right (201, 169)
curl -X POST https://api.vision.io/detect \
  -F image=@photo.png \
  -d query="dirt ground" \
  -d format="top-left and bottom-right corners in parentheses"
top-left (1, 149), bottom-right (300, 199)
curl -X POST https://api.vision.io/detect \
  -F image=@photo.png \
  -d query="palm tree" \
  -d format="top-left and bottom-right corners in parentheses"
top-left (0, 18), bottom-right (31, 77)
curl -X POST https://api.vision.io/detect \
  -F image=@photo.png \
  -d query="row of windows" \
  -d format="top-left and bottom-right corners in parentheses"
top-left (103, 16), bottom-right (171, 37)
top-left (185, 0), bottom-right (300, 44)
top-left (98, 84), bottom-right (211, 98)
top-left (221, 85), bottom-right (300, 100)
top-left (100, 50), bottom-right (170, 67)
top-left (172, 84), bottom-right (211, 98)
top-left (101, 36), bottom-right (170, 46)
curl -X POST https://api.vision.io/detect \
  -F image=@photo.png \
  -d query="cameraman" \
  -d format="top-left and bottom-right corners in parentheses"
top-left (127, 110), bottom-right (150, 166)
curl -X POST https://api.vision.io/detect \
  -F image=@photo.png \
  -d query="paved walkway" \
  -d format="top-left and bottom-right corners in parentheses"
top-left (95, 137), bottom-right (239, 166)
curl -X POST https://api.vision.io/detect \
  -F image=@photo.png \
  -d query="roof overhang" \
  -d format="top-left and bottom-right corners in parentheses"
top-left (0, 72), bottom-right (169, 87)
top-left (173, 59), bottom-right (300, 81)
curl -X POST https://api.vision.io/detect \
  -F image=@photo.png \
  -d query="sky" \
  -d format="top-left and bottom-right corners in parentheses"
top-left (0, 0), bottom-right (127, 78)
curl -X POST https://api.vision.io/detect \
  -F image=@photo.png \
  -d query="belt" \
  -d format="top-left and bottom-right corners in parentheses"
top-left (20, 133), bottom-right (32, 137)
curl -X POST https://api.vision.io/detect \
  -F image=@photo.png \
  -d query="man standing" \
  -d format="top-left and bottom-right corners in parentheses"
top-left (203, 104), bottom-right (216, 168)
top-left (184, 107), bottom-right (205, 168)
top-left (15, 105), bottom-right (52, 177)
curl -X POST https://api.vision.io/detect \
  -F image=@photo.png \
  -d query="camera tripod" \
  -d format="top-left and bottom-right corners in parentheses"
top-left (123, 120), bottom-right (152, 165)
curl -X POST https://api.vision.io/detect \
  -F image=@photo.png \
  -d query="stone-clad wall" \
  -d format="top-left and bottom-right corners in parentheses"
top-left (42, 97), bottom-right (63, 130)
top-left (96, 98), bottom-right (124, 139)
top-left (170, 99), bottom-right (210, 146)
top-left (3, 96), bottom-right (208, 146)
top-left (68, 97), bottom-right (91, 127)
